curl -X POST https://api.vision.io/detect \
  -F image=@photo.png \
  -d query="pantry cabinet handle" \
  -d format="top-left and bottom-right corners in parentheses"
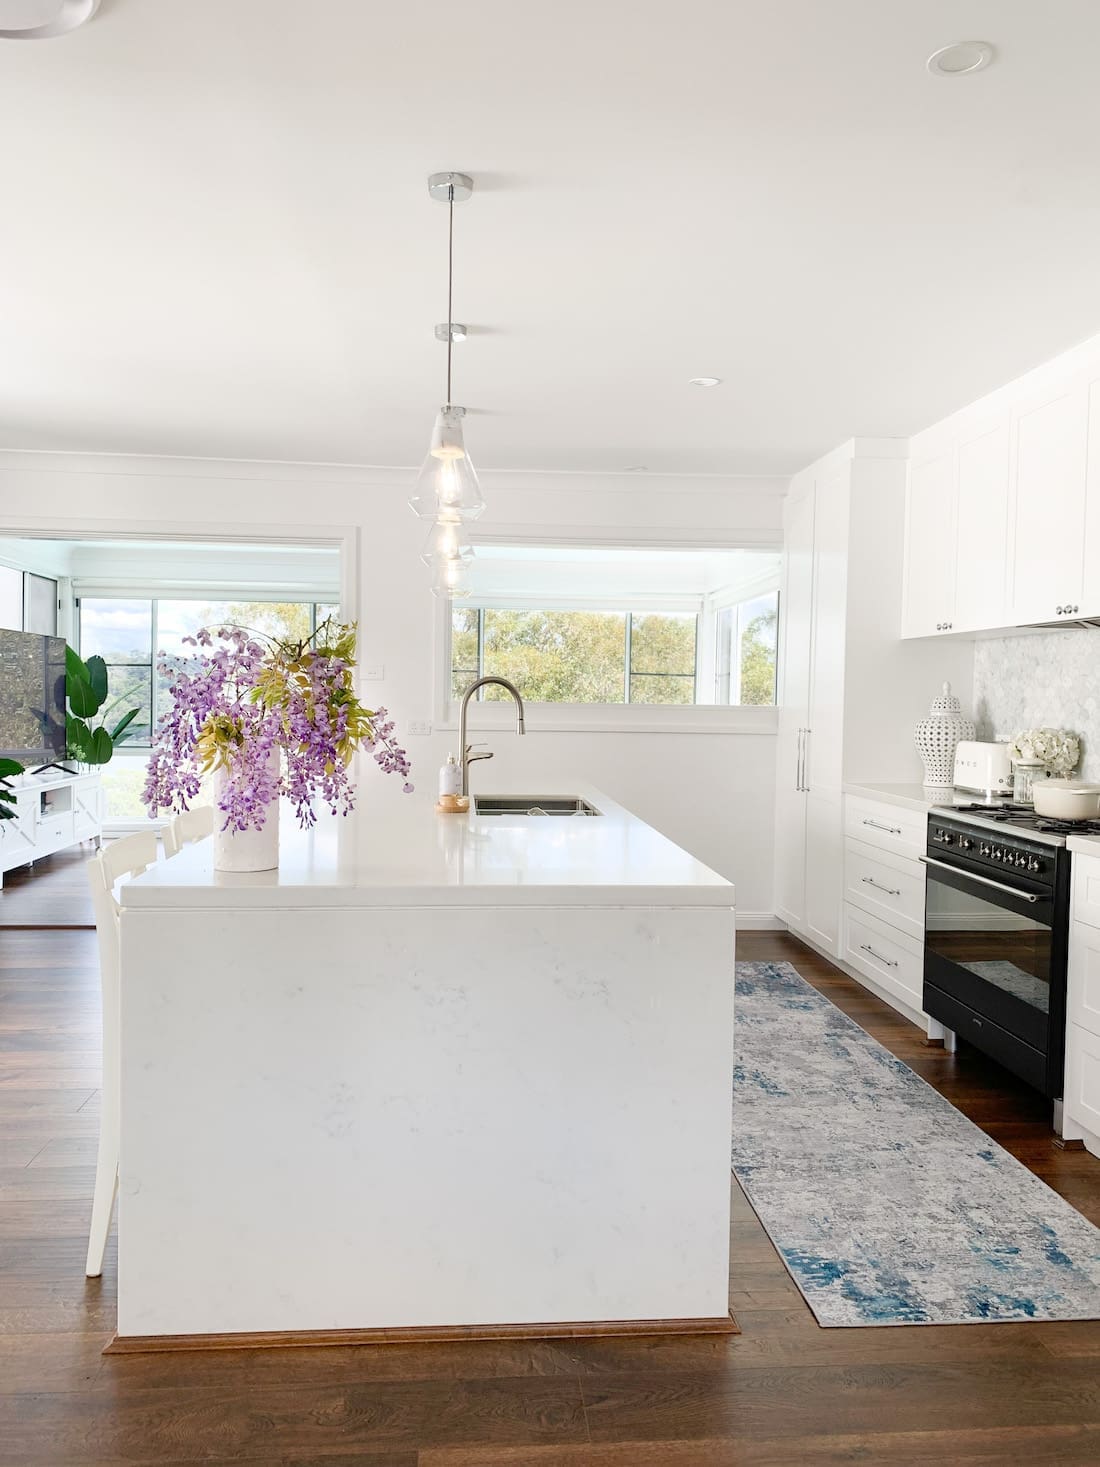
top-left (861, 876), bottom-right (901, 897)
top-left (862, 818), bottom-right (902, 835)
top-left (859, 942), bottom-right (898, 968)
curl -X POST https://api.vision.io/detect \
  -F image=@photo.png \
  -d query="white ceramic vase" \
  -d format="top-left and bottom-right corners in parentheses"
top-left (915, 681), bottom-right (975, 788)
top-left (211, 749), bottom-right (281, 873)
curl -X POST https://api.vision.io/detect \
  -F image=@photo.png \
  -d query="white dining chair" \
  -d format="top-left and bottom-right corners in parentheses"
top-left (163, 804), bottom-right (214, 857)
top-left (84, 830), bottom-right (158, 1278)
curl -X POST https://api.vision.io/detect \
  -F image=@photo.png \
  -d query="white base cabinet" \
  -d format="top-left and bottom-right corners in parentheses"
top-left (1064, 850), bottom-right (1100, 1157)
top-left (839, 793), bottom-right (929, 1026)
top-left (0, 770), bottom-right (102, 885)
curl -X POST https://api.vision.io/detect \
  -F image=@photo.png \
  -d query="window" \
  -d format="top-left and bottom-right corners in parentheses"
top-left (447, 545), bottom-right (780, 710)
top-left (715, 593), bottom-right (779, 706)
top-left (78, 598), bottom-right (338, 747)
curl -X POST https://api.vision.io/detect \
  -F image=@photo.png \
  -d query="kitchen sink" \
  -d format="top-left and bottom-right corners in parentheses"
top-left (473, 795), bottom-right (602, 817)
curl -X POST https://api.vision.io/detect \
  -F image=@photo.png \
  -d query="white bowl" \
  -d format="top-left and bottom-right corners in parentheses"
top-left (1032, 781), bottom-right (1100, 821)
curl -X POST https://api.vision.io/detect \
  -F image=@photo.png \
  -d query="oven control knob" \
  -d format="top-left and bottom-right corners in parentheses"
top-left (959, 836), bottom-right (973, 851)
top-left (1014, 853), bottom-right (1028, 867)
top-left (991, 846), bottom-right (1003, 861)
top-left (940, 832), bottom-right (954, 845)
top-left (1028, 856), bottom-right (1042, 873)
top-left (980, 842), bottom-right (992, 857)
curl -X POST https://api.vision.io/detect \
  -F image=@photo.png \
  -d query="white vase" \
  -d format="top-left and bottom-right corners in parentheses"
top-left (211, 749), bottom-right (280, 873)
top-left (914, 681), bottom-right (975, 788)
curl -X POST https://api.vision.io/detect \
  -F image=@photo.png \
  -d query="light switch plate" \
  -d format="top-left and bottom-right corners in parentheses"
top-left (407, 720), bottom-right (432, 737)
top-left (361, 664), bottom-right (384, 681)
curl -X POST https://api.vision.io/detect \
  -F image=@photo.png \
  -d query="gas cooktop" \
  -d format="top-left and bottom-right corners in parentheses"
top-left (933, 801), bottom-right (1100, 847)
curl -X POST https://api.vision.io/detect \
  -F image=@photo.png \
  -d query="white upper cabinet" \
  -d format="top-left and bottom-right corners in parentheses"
top-left (902, 335), bottom-right (1100, 638)
top-left (1009, 381), bottom-right (1089, 627)
top-left (1081, 379), bottom-right (1100, 617)
top-left (954, 418), bottom-right (1010, 632)
top-left (902, 446), bottom-right (956, 638)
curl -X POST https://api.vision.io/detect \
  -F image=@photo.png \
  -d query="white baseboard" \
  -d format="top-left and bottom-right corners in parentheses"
top-left (736, 913), bottom-right (788, 931)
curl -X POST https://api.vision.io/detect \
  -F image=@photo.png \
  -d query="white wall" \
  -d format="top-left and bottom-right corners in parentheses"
top-left (0, 454), bottom-right (785, 919)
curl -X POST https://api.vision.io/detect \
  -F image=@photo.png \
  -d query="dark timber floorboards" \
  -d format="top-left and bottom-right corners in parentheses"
top-left (1, 926), bottom-right (1098, 1464)
top-left (0, 845), bottom-right (97, 928)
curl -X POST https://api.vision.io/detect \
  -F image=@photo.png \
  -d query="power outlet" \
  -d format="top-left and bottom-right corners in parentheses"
top-left (361, 664), bottom-right (385, 681)
top-left (407, 720), bottom-right (433, 737)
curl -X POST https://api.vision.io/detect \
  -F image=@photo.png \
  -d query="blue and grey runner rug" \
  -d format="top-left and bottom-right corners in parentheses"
top-left (731, 961), bottom-right (1100, 1326)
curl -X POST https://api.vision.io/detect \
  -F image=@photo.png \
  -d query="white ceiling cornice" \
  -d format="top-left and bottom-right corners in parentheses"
top-left (0, 449), bottom-right (788, 497)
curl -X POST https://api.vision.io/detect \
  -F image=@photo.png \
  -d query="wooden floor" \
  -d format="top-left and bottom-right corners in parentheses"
top-left (2, 928), bottom-right (1099, 1465)
top-left (0, 846), bottom-right (97, 928)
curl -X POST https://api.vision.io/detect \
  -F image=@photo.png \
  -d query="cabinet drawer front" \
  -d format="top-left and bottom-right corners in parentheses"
top-left (1073, 854), bottom-right (1100, 931)
top-left (1068, 921), bottom-right (1100, 1041)
top-left (843, 905), bottom-right (924, 1009)
top-left (844, 838), bottom-right (925, 941)
top-left (37, 814), bottom-right (74, 852)
top-left (844, 797), bottom-right (927, 860)
top-left (1065, 1023), bottom-right (1100, 1137)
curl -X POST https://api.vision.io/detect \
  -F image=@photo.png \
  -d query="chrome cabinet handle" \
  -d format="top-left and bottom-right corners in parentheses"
top-left (801, 728), bottom-right (810, 793)
top-left (919, 854), bottom-right (1040, 903)
top-left (796, 728), bottom-right (806, 792)
top-left (862, 818), bottom-right (902, 835)
top-left (859, 942), bottom-right (898, 968)
top-left (861, 876), bottom-right (901, 896)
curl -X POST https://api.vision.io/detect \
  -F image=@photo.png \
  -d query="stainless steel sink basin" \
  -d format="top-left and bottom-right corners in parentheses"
top-left (473, 795), bottom-right (602, 817)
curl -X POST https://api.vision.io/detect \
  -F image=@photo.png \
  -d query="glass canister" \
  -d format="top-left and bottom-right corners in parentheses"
top-left (1012, 759), bottom-right (1045, 806)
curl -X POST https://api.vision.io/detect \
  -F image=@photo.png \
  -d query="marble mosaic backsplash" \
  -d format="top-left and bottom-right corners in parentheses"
top-left (973, 627), bottom-right (1100, 781)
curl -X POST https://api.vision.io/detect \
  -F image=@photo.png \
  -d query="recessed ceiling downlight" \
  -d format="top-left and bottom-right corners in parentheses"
top-left (926, 41), bottom-right (995, 77)
top-left (0, 0), bottom-right (99, 39)
top-left (689, 377), bottom-right (722, 388)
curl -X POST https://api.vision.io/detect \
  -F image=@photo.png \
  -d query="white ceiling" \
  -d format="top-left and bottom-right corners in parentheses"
top-left (2, 0), bottom-right (1100, 475)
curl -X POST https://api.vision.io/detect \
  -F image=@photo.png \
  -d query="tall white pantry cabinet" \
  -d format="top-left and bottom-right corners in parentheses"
top-left (774, 440), bottom-right (972, 959)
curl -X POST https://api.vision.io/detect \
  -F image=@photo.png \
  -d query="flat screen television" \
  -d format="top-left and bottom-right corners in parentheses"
top-left (0, 629), bottom-right (68, 765)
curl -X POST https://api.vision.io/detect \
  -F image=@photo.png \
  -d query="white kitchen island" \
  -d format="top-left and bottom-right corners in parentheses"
top-left (112, 784), bottom-right (737, 1349)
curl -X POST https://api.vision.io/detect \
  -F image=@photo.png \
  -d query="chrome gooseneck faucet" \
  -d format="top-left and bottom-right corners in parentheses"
top-left (458, 676), bottom-right (526, 798)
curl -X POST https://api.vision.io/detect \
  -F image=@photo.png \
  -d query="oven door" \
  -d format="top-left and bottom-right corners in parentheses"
top-left (922, 854), bottom-right (1056, 1086)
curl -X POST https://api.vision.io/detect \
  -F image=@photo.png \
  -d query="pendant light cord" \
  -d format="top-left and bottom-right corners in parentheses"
top-left (446, 185), bottom-right (454, 407)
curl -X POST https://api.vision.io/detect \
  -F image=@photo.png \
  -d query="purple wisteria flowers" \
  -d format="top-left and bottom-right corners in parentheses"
top-left (142, 621), bottom-right (412, 833)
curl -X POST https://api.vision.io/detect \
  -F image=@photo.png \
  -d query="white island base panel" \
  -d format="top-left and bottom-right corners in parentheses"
top-left (116, 902), bottom-right (736, 1346)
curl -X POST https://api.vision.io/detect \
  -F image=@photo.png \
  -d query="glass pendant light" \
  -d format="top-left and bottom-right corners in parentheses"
top-left (409, 173), bottom-right (485, 522)
top-left (409, 409), bottom-right (485, 520)
top-left (420, 515), bottom-right (473, 567)
top-left (422, 512), bottom-right (473, 599)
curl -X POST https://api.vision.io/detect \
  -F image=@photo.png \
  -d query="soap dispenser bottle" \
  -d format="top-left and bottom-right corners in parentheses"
top-left (439, 753), bottom-right (462, 799)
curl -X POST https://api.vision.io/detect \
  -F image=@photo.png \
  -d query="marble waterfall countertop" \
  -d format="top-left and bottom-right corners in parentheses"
top-left (120, 782), bottom-right (733, 910)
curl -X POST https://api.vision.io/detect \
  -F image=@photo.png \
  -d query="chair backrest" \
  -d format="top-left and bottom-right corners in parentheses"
top-left (86, 830), bottom-right (159, 999)
top-left (163, 805), bottom-right (215, 858)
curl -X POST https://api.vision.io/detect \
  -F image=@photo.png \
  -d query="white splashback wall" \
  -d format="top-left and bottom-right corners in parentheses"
top-left (0, 452), bottom-right (785, 919)
top-left (973, 628), bottom-right (1100, 781)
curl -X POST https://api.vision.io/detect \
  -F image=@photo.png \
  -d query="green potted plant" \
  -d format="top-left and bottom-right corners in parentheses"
top-left (66, 647), bottom-right (145, 765)
top-left (0, 758), bottom-right (24, 821)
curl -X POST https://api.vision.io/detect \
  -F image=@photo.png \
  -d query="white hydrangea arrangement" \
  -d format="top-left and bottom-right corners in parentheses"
top-left (1009, 727), bottom-right (1081, 777)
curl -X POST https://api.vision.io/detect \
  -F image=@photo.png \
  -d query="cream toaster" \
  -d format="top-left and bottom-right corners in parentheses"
top-left (953, 740), bottom-right (1013, 796)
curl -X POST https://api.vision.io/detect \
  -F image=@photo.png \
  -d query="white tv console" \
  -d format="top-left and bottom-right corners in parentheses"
top-left (0, 767), bottom-right (103, 887)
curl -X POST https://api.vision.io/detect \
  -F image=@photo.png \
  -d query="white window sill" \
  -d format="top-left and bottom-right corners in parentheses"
top-left (434, 703), bottom-right (778, 736)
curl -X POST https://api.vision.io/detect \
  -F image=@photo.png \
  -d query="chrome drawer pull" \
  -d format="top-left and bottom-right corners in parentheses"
top-left (859, 942), bottom-right (898, 968)
top-left (861, 876), bottom-right (901, 897)
top-left (918, 854), bottom-right (1040, 903)
top-left (862, 818), bottom-right (902, 835)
